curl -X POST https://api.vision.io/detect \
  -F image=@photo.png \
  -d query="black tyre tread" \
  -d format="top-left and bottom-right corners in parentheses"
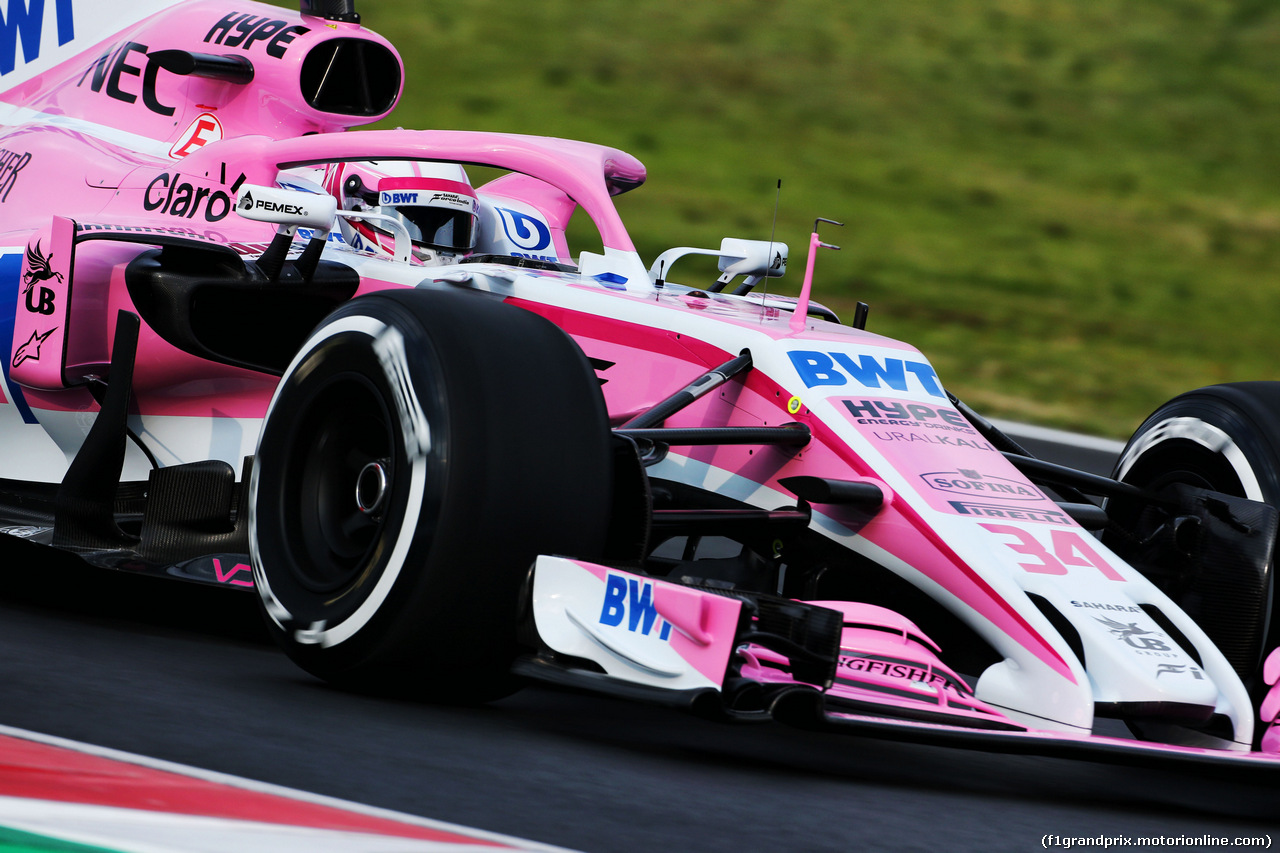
top-left (1117, 382), bottom-right (1280, 502)
top-left (253, 290), bottom-right (611, 699)
top-left (1110, 381), bottom-right (1280, 707)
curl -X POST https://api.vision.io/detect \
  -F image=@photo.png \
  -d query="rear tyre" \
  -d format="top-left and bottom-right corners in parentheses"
top-left (250, 290), bottom-right (612, 700)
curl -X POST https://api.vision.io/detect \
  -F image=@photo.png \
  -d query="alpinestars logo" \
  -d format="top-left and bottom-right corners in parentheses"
top-left (12, 327), bottom-right (56, 368)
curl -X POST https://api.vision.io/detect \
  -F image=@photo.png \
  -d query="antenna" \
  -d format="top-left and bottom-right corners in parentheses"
top-left (758, 179), bottom-right (781, 308)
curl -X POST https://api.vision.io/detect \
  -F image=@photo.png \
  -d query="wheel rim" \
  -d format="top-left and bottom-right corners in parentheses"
top-left (285, 371), bottom-right (396, 593)
top-left (1121, 439), bottom-right (1245, 499)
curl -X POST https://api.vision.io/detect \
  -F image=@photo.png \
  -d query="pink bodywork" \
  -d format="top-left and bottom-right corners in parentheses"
top-left (1262, 648), bottom-right (1280, 754)
top-left (551, 559), bottom-right (746, 688)
top-left (740, 600), bottom-right (1019, 729)
top-left (511, 298), bottom-right (1081, 687)
top-left (0, 0), bottom-right (1274, 757)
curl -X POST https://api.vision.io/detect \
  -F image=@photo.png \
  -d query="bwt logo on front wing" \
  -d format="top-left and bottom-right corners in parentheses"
top-left (598, 574), bottom-right (673, 640)
top-left (788, 350), bottom-right (945, 399)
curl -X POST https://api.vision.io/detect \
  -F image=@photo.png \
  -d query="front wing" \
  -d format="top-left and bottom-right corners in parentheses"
top-left (520, 556), bottom-right (1280, 775)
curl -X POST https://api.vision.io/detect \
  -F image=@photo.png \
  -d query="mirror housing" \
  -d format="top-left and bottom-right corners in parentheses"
top-left (649, 237), bottom-right (788, 288)
top-left (235, 184), bottom-right (337, 231)
top-left (718, 237), bottom-right (787, 280)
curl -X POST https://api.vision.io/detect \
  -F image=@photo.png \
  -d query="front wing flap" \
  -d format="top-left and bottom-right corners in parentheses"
top-left (517, 556), bottom-right (842, 713)
top-left (771, 688), bottom-right (1280, 777)
top-left (518, 557), bottom-right (1280, 773)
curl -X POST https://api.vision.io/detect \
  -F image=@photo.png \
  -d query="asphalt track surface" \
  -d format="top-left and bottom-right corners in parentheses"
top-left (1, 433), bottom-right (1278, 853)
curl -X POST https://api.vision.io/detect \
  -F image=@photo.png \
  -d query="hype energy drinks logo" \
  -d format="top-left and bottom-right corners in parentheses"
top-left (0, 0), bottom-right (75, 76)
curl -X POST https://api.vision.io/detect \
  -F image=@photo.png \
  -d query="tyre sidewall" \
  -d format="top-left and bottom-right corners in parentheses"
top-left (1111, 382), bottom-right (1280, 693)
top-left (251, 290), bottom-right (613, 694)
top-left (251, 302), bottom-right (448, 671)
top-left (1116, 383), bottom-right (1280, 506)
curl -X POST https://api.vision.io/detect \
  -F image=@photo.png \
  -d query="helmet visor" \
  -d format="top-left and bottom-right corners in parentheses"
top-left (386, 205), bottom-right (478, 253)
top-left (378, 178), bottom-right (478, 254)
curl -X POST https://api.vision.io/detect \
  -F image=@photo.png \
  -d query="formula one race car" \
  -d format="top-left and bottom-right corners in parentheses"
top-left (1, 0), bottom-right (1278, 772)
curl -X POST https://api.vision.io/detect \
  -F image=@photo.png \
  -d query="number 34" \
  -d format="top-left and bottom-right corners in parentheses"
top-left (981, 524), bottom-right (1125, 581)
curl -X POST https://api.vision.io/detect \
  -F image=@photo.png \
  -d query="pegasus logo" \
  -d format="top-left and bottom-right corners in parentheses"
top-left (1095, 616), bottom-right (1173, 652)
top-left (12, 327), bottom-right (56, 368)
top-left (21, 240), bottom-right (61, 291)
top-left (1095, 616), bottom-right (1156, 640)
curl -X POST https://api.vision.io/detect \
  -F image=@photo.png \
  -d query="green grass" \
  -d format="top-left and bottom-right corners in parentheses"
top-left (273, 0), bottom-right (1280, 436)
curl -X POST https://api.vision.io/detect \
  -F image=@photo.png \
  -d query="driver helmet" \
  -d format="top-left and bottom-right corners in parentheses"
top-left (324, 160), bottom-right (479, 264)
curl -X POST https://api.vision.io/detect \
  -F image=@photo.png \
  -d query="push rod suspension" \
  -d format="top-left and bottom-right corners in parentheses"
top-left (1001, 452), bottom-right (1150, 503)
top-left (620, 351), bottom-right (753, 430)
top-left (614, 424), bottom-right (811, 447)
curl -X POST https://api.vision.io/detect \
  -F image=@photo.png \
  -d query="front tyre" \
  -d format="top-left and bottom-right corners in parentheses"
top-left (250, 290), bottom-right (612, 700)
top-left (1108, 383), bottom-right (1280, 740)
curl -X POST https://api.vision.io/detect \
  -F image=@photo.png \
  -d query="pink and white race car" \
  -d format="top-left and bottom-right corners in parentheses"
top-left (2, 0), bottom-right (1279, 771)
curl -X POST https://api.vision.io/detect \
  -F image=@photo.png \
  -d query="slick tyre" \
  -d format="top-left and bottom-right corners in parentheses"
top-left (1108, 382), bottom-right (1280, 707)
top-left (250, 290), bottom-right (612, 700)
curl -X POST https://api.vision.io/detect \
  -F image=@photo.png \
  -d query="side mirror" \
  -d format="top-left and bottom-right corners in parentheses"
top-left (235, 184), bottom-right (337, 230)
top-left (235, 184), bottom-right (339, 280)
top-left (648, 237), bottom-right (788, 290)
top-left (718, 237), bottom-right (787, 280)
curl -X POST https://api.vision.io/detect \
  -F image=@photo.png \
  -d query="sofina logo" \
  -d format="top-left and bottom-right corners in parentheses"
top-left (920, 469), bottom-right (1044, 501)
top-left (0, 0), bottom-right (75, 76)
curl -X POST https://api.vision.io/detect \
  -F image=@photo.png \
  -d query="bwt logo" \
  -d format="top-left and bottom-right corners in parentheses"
top-left (497, 207), bottom-right (551, 251)
top-left (380, 191), bottom-right (419, 206)
top-left (598, 574), bottom-right (673, 640)
top-left (1, 0), bottom-right (75, 75)
top-left (788, 350), bottom-right (945, 399)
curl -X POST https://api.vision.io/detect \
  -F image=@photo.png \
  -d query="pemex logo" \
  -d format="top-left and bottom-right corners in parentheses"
top-left (238, 191), bottom-right (255, 211)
